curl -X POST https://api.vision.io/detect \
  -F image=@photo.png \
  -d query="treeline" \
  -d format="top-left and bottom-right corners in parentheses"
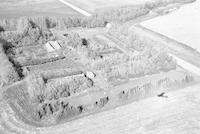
top-left (26, 73), bottom-right (93, 104)
top-left (35, 98), bottom-right (86, 121)
top-left (145, 0), bottom-right (196, 9)
top-left (0, 18), bottom-right (55, 48)
top-left (104, 48), bottom-right (176, 80)
top-left (44, 75), bottom-right (94, 101)
top-left (0, 0), bottom-right (194, 49)
top-left (16, 54), bottom-right (65, 67)
top-left (34, 71), bottom-right (194, 123)
top-left (119, 74), bottom-right (194, 101)
top-left (0, 41), bottom-right (19, 86)
top-left (0, 0), bottom-right (195, 32)
top-left (26, 73), bottom-right (94, 122)
top-left (0, 5), bottom-right (148, 32)
top-left (91, 53), bottom-right (128, 70)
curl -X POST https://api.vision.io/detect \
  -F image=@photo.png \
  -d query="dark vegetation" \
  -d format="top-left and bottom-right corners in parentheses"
top-left (0, 41), bottom-right (19, 85)
top-left (5, 71), bottom-right (193, 125)
top-left (119, 74), bottom-right (194, 100)
top-left (145, 0), bottom-right (196, 9)
top-left (0, 18), bottom-right (55, 47)
top-left (26, 73), bottom-right (94, 104)
top-left (25, 73), bottom-right (95, 122)
top-left (104, 48), bottom-right (177, 81)
top-left (0, 0), bottom-right (194, 31)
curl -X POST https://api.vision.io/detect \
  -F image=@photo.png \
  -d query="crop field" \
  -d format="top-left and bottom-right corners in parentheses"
top-left (0, 0), bottom-right (80, 19)
top-left (64, 0), bottom-right (153, 12)
top-left (141, 0), bottom-right (200, 50)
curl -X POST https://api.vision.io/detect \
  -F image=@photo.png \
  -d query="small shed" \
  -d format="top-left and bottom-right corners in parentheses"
top-left (106, 23), bottom-right (112, 29)
top-left (45, 41), bottom-right (62, 52)
top-left (85, 71), bottom-right (96, 79)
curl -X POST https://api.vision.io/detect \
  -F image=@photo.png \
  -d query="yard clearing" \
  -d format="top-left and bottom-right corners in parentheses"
top-left (141, 0), bottom-right (200, 50)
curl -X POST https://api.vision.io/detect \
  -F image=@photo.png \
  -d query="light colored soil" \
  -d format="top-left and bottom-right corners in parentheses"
top-left (141, 0), bottom-right (200, 50)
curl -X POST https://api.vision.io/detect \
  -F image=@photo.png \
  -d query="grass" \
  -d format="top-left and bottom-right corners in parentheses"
top-left (0, 0), bottom-right (81, 19)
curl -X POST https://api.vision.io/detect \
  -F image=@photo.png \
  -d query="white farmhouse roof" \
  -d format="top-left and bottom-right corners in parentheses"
top-left (45, 41), bottom-right (62, 52)
top-left (106, 23), bottom-right (112, 29)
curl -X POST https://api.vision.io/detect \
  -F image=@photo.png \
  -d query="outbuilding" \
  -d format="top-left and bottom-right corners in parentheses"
top-left (85, 71), bottom-right (96, 79)
top-left (45, 41), bottom-right (62, 52)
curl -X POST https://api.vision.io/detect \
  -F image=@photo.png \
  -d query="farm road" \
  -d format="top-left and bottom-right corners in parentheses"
top-left (58, 0), bottom-right (92, 16)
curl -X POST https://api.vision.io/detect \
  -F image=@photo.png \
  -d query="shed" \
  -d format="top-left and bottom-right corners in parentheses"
top-left (106, 23), bottom-right (112, 29)
top-left (45, 41), bottom-right (62, 52)
top-left (85, 71), bottom-right (96, 79)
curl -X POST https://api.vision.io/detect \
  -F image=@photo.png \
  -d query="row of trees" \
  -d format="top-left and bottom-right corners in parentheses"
top-left (0, 5), bottom-right (148, 32)
top-left (44, 75), bottom-right (93, 101)
top-left (16, 54), bottom-right (65, 67)
top-left (0, 20), bottom-right (55, 48)
top-left (91, 53), bottom-right (129, 70)
top-left (119, 73), bottom-right (194, 101)
top-left (0, 42), bottom-right (19, 86)
top-left (145, 0), bottom-right (195, 9)
top-left (103, 48), bottom-right (176, 80)
top-left (35, 72), bottom-right (194, 122)
top-left (0, 0), bottom-right (195, 32)
top-left (27, 73), bottom-right (94, 104)
top-left (35, 94), bottom-right (109, 122)
top-left (35, 99), bottom-right (85, 121)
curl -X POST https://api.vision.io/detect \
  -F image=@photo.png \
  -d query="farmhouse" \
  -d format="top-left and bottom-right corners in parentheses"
top-left (45, 41), bottom-right (62, 52)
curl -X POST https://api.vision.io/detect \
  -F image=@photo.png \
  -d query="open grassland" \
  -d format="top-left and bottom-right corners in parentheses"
top-left (141, 0), bottom-right (200, 50)
top-left (0, 0), bottom-right (80, 19)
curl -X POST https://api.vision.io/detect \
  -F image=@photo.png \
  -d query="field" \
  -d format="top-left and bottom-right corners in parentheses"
top-left (141, 0), bottom-right (200, 50)
top-left (0, 0), bottom-right (80, 19)
top-left (64, 0), bottom-right (152, 12)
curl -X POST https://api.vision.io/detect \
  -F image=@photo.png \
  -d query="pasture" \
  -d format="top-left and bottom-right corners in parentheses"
top-left (141, 0), bottom-right (200, 50)
top-left (0, 0), bottom-right (80, 19)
